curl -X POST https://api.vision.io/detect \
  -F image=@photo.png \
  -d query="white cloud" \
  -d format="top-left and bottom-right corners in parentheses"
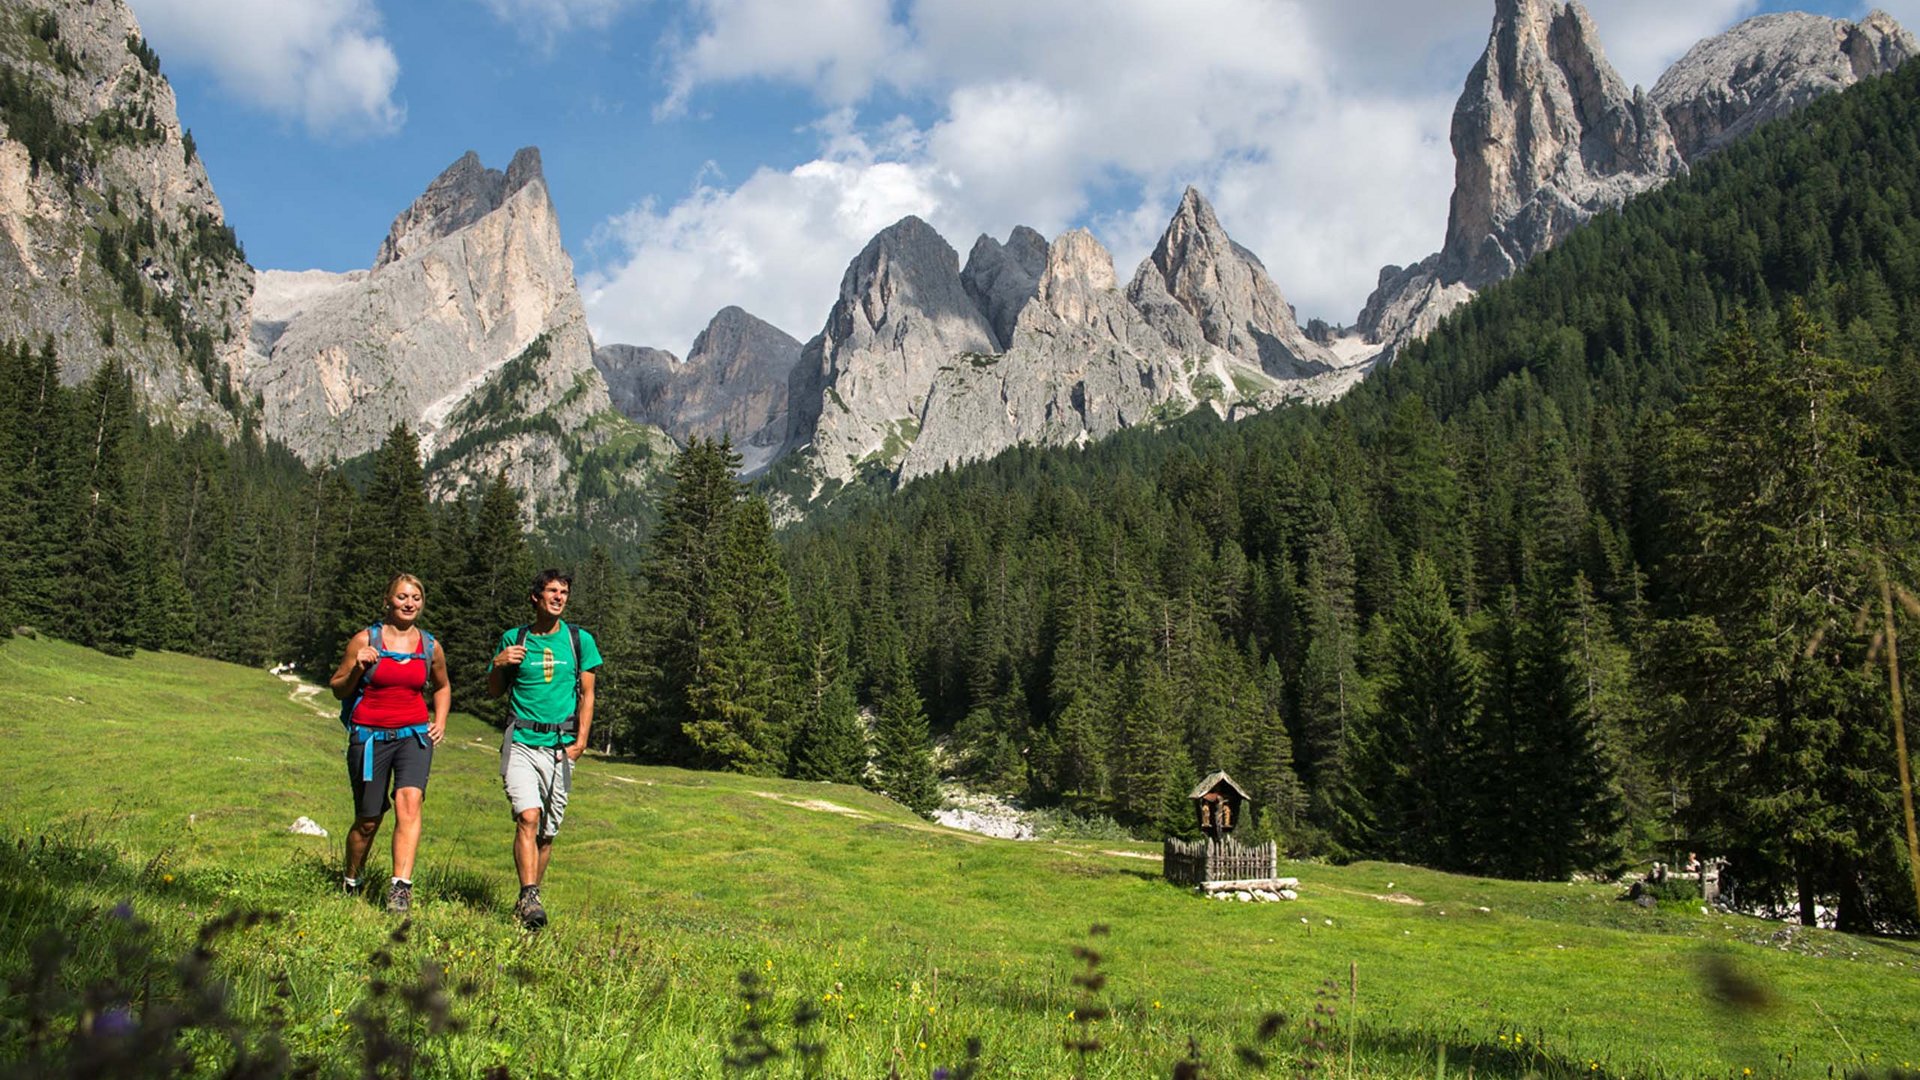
top-left (580, 137), bottom-right (951, 352)
top-left (127, 0), bottom-right (403, 136)
top-left (1582, 0), bottom-right (1761, 89)
top-left (660, 0), bottom-right (913, 115)
top-left (472, 0), bottom-right (643, 46)
top-left (589, 0), bottom-right (1853, 344)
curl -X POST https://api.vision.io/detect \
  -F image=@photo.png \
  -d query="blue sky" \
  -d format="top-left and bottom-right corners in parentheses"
top-left (127, 0), bottom-right (1896, 353)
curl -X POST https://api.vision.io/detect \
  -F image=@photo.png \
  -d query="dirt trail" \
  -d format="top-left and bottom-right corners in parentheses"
top-left (277, 671), bottom-right (332, 717)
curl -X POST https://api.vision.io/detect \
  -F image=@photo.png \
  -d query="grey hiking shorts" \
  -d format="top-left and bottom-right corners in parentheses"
top-left (501, 738), bottom-right (573, 840)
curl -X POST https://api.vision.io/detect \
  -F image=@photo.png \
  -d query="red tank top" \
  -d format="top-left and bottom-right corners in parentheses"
top-left (352, 636), bottom-right (430, 728)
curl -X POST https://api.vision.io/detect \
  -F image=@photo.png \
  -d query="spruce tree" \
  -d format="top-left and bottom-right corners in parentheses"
top-left (1111, 661), bottom-right (1177, 825)
top-left (872, 644), bottom-right (939, 816)
top-left (1652, 307), bottom-right (1899, 928)
top-left (454, 471), bottom-right (533, 727)
top-left (1369, 553), bottom-right (1480, 870)
top-left (790, 636), bottom-right (867, 784)
top-left (62, 361), bottom-right (140, 655)
top-left (334, 425), bottom-right (434, 641)
top-left (1512, 572), bottom-right (1625, 879)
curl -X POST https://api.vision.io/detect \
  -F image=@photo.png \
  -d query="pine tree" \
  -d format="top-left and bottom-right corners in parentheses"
top-left (62, 361), bottom-right (140, 655)
top-left (1368, 553), bottom-right (1480, 870)
top-left (872, 644), bottom-right (939, 815)
top-left (452, 471), bottom-right (533, 727)
top-left (1512, 572), bottom-right (1625, 879)
top-left (333, 425), bottom-right (434, 642)
top-left (1, 339), bottom-right (70, 631)
top-left (790, 636), bottom-right (867, 784)
top-left (1241, 655), bottom-right (1308, 844)
top-left (1111, 661), bottom-right (1177, 825)
top-left (1297, 513), bottom-right (1368, 843)
top-left (1652, 306), bottom-right (1900, 928)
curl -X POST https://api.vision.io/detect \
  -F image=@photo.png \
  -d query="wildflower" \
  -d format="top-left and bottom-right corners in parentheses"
top-left (927, 1005), bottom-right (937, 1015)
top-left (1068, 1010), bottom-right (1076, 1021)
top-left (1743, 1070), bottom-right (1752, 1077)
top-left (96, 1006), bottom-right (136, 1038)
top-left (919, 1042), bottom-right (927, 1050)
top-left (1153, 1000), bottom-right (1162, 1009)
top-left (111, 901), bottom-right (134, 921)
top-left (162, 873), bottom-right (174, 883)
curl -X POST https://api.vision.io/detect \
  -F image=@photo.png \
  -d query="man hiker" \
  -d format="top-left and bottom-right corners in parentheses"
top-left (488, 568), bottom-right (602, 930)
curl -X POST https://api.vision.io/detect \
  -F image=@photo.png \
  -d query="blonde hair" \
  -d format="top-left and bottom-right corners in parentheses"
top-left (385, 573), bottom-right (425, 607)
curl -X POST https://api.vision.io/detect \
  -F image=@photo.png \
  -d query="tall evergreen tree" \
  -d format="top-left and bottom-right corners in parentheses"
top-left (334, 424), bottom-right (434, 640)
top-left (872, 643), bottom-right (940, 815)
top-left (790, 635), bottom-right (867, 785)
top-left (452, 471), bottom-right (533, 727)
top-left (1369, 553), bottom-right (1480, 869)
top-left (62, 361), bottom-right (140, 654)
top-left (1511, 572), bottom-right (1625, 879)
top-left (1652, 307), bottom-right (1903, 928)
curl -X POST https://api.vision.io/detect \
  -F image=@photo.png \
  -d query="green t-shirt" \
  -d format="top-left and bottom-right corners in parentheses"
top-left (491, 622), bottom-right (603, 746)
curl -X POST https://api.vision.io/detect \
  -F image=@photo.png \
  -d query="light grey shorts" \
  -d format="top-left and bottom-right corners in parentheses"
top-left (501, 738), bottom-right (573, 840)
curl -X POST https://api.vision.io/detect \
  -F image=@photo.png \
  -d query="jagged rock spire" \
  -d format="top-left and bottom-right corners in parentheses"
top-left (376, 147), bottom-right (550, 268)
top-left (1439, 0), bottom-right (1682, 288)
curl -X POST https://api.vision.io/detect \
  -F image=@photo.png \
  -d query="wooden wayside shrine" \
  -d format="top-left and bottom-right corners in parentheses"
top-left (1162, 834), bottom-right (1280, 886)
top-left (1163, 770), bottom-right (1282, 888)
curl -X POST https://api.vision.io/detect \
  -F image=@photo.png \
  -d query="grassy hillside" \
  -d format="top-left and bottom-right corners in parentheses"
top-left (0, 634), bottom-right (1914, 1078)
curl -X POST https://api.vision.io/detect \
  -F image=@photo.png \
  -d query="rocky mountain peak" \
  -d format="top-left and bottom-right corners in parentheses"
top-left (784, 215), bottom-right (998, 480)
top-left (594, 305), bottom-right (802, 475)
top-left (0, 0), bottom-right (252, 425)
top-left (960, 226), bottom-right (1050, 349)
top-left (1128, 186), bottom-right (1334, 377)
top-left (1652, 11), bottom-right (1916, 161)
top-left (1032, 228), bottom-right (1117, 327)
top-left (1439, 0), bottom-right (1682, 288)
top-left (375, 146), bottom-right (550, 268)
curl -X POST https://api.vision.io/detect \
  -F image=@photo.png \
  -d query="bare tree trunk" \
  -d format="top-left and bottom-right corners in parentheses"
top-left (1796, 864), bottom-right (1817, 927)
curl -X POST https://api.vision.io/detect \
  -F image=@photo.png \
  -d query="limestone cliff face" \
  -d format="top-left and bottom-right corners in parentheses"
top-left (1653, 11), bottom-right (1916, 161)
top-left (375, 148), bottom-right (546, 268)
top-left (594, 306), bottom-right (801, 474)
top-left (243, 148), bottom-right (664, 526)
top-left (904, 228), bottom-right (1233, 482)
top-left (783, 216), bottom-right (1001, 485)
top-left (1440, 0), bottom-right (1682, 291)
top-left (959, 224), bottom-right (1048, 350)
top-left (782, 199), bottom-right (1360, 492)
top-left (0, 0), bottom-right (250, 425)
top-left (592, 342), bottom-right (680, 422)
top-left (1128, 187), bottom-right (1336, 378)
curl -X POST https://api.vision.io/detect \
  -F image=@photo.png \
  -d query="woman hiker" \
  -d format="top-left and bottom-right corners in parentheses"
top-left (329, 573), bottom-right (450, 913)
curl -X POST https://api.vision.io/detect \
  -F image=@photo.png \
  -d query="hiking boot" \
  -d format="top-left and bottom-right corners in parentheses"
top-left (514, 888), bottom-right (547, 931)
top-left (385, 880), bottom-right (412, 914)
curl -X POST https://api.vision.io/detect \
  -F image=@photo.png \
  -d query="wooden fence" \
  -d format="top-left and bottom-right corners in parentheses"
top-left (1162, 835), bottom-right (1277, 885)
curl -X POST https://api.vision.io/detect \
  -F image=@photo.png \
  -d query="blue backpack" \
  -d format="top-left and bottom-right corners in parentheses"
top-left (340, 623), bottom-right (437, 782)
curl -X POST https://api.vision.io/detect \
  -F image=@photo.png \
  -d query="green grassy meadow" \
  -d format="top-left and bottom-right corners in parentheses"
top-left (1, 634), bottom-right (1916, 1078)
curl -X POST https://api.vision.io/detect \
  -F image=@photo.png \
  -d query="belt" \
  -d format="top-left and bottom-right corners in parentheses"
top-left (349, 723), bottom-right (432, 782)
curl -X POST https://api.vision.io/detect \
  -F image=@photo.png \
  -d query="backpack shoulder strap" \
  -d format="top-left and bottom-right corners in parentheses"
top-left (341, 624), bottom-right (382, 728)
top-left (514, 624), bottom-right (531, 648)
top-left (569, 623), bottom-right (583, 701)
